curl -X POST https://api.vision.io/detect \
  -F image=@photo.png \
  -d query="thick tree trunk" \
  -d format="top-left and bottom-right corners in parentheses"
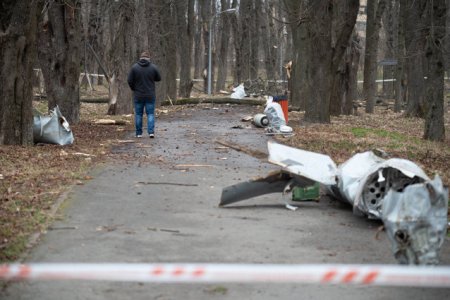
top-left (38, 0), bottom-right (82, 123)
top-left (176, 0), bottom-right (194, 98)
top-left (284, 1), bottom-right (306, 109)
top-left (107, 0), bottom-right (134, 115)
top-left (401, 0), bottom-right (428, 118)
top-left (423, 0), bottom-right (446, 141)
top-left (285, 0), bottom-right (359, 123)
top-left (363, 0), bottom-right (386, 113)
top-left (331, 31), bottom-right (361, 116)
top-left (0, 0), bottom-right (38, 145)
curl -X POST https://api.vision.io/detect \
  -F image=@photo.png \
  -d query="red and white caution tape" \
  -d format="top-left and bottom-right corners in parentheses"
top-left (1, 263), bottom-right (450, 287)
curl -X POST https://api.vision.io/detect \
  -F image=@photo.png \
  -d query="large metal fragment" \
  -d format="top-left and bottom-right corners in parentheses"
top-left (382, 176), bottom-right (448, 265)
top-left (328, 151), bottom-right (429, 219)
top-left (220, 141), bottom-right (449, 265)
top-left (33, 106), bottom-right (74, 145)
top-left (220, 170), bottom-right (315, 207)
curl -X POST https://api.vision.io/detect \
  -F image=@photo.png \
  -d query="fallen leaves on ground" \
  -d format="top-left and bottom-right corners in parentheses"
top-left (0, 102), bottom-right (129, 262)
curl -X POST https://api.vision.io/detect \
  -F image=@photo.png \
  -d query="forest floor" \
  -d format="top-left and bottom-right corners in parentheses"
top-left (0, 90), bottom-right (449, 263)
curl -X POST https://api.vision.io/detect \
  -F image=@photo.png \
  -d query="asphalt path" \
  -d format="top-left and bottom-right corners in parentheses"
top-left (2, 104), bottom-right (450, 299)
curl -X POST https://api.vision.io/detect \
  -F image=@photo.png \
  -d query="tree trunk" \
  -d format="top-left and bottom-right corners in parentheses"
top-left (285, 0), bottom-right (359, 123)
top-left (239, 0), bottom-right (252, 81)
top-left (0, 0), bottom-right (38, 145)
top-left (363, 0), bottom-right (386, 113)
top-left (261, 1), bottom-right (277, 83)
top-left (107, 0), bottom-right (134, 115)
top-left (38, 0), bottom-right (82, 123)
top-left (161, 2), bottom-right (178, 102)
top-left (231, 0), bottom-right (243, 84)
top-left (381, 0), bottom-right (398, 98)
top-left (331, 31), bottom-right (361, 116)
top-left (423, 0), bottom-right (446, 141)
top-left (176, 0), bottom-right (195, 98)
top-left (445, 0), bottom-right (450, 76)
top-left (201, 0), bottom-right (211, 93)
top-left (249, 0), bottom-right (260, 80)
top-left (401, 0), bottom-right (428, 118)
top-left (215, 0), bottom-right (232, 93)
top-left (347, 33), bottom-right (362, 115)
top-left (284, 1), bottom-right (306, 109)
top-left (394, 0), bottom-right (406, 112)
top-left (193, 5), bottom-right (203, 80)
top-left (146, 1), bottom-right (166, 105)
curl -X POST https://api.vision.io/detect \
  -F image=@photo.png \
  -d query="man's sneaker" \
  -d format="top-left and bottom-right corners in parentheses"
top-left (149, 133), bottom-right (155, 138)
top-left (136, 135), bottom-right (142, 138)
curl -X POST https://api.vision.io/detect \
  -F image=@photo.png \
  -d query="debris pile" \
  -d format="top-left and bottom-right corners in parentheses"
top-left (220, 141), bottom-right (449, 265)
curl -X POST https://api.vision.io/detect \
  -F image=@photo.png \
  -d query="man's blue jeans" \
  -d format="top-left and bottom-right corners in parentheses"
top-left (134, 96), bottom-right (155, 136)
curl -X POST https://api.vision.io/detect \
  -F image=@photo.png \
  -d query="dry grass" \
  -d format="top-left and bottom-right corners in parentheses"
top-left (0, 102), bottom-right (130, 262)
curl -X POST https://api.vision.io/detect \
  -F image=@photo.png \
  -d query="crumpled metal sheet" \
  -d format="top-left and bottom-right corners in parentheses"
top-left (382, 176), bottom-right (448, 265)
top-left (33, 106), bottom-right (74, 145)
top-left (268, 141), bottom-right (337, 185)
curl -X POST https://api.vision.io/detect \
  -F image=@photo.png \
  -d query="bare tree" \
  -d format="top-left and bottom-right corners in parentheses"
top-left (193, 2), bottom-right (203, 80)
top-left (394, 0), bottom-right (406, 113)
top-left (363, 0), bottom-right (387, 113)
top-left (107, 0), bottom-right (135, 115)
top-left (239, 0), bottom-right (252, 81)
top-left (381, 0), bottom-right (398, 98)
top-left (201, 0), bottom-right (212, 92)
top-left (284, 0), bottom-right (359, 123)
top-left (261, 0), bottom-right (278, 82)
top-left (215, 0), bottom-right (232, 93)
top-left (423, 0), bottom-right (446, 141)
top-left (81, 0), bottom-right (101, 87)
top-left (250, 0), bottom-right (261, 80)
top-left (445, 0), bottom-right (450, 76)
top-left (38, 0), bottom-right (82, 123)
top-left (0, 0), bottom-right (39, 145)
top-left (230, 0), bottom-right (243, 84)
top-left (160, 1), bottom-right (178, 102)
top-left (176, 0), bottom-right (195, 97)
top-left (400, 0), bottom-right (428, 118)
top-left (330, 31), bottom-right (361, 116)
top-left (144, 1), bottom-right (164, 104)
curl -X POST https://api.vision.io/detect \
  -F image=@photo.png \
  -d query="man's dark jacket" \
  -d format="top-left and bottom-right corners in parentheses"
top-left (127, 59), bottom-right (161, 99)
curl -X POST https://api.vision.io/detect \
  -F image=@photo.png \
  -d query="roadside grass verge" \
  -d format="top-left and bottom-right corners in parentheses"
top-left (0, 102), bottom-right (130, 262)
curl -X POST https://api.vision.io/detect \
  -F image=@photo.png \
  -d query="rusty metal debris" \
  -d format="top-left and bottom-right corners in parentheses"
top-left (220, 141), bottom-right (448, 265)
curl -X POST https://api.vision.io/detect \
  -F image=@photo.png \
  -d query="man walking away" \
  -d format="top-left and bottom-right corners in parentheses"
top-left (127, 51), bottom-right (161, 138)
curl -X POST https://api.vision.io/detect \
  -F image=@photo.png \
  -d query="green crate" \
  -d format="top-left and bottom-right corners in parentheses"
top-left (292, 183), bottom-right (320, 201)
